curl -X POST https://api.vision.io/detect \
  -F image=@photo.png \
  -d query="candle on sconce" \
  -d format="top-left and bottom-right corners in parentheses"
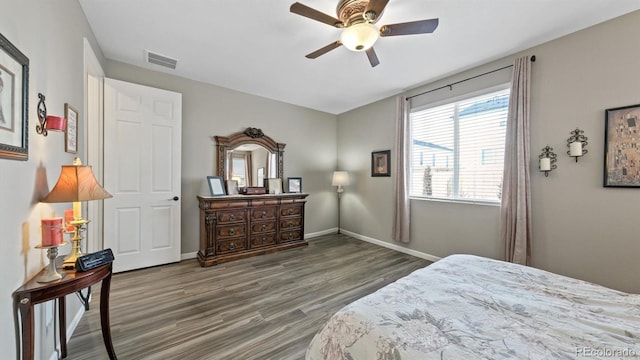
top-left (569, 141), bottom-right (582, 156)
top-left (540, 158), bottom-right (551, 171)
top-left (41, 218), bottom-right (64, 246)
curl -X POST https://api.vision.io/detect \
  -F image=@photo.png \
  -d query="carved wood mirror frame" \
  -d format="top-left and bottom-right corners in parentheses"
top-left (215, 127), bottom-right (285, 183)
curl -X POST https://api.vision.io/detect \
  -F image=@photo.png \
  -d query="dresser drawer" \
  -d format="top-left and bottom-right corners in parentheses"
top-left (250, 233), bottom-right (277, 248)
top-left (280, 206), bottom-right (303, 217)
top-left (280, 230), bottom-right (302, 242)
top-left (217, 239), bottom-right (246, 254)
top-left (217, 209), bottom-right (246, 224)
top-left (251, 221), bottom-right (276, 234)
top-left (217, 224), bottom-right (246, 239)
top-left (280, 218), bottom-right (302, 230)
top-left (250, 207), bottom-right (277, 221)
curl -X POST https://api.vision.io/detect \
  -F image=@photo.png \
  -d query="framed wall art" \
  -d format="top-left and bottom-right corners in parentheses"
top-left (207, 176), bottom-right (226, 196)
top-left (604, 104), bottom-right (640, 187)
top-left (0, 32), bottom-right (29, 161)
top-left (371, 150), bottom-right (391, 177)
top-left (64, 103), bottom-right (78, 153)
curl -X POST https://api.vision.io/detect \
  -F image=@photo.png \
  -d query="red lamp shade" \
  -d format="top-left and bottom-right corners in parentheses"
top-left (44, 115), bottom-right (66, 131)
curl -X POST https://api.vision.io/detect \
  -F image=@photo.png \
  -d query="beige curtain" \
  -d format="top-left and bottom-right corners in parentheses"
top-left (500, 56), bottom-right (532, 265)
top-left (392, 96), bottom-right (411, 243)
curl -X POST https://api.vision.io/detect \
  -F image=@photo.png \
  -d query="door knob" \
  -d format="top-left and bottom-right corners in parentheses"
top-left (170, 196), bottom-right (179, 201)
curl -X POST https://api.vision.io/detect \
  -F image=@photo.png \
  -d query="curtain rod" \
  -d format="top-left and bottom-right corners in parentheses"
top-left (406, 55), bottom-right (536, 101)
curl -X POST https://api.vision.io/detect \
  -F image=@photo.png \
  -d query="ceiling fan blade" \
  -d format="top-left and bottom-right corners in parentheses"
top-left (380, 18), bottom-right (439, 37)
top-left (364, 0), bottom-right (390, 21)
top-left (306, 41), bottom-right (342, 59)
top-left (365, 47), bottom-right (380, 67)
top-left (290, 2), bottom-right (343, 28)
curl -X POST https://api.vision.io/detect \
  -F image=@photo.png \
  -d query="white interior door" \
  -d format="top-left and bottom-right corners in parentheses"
top-left (103, 78), bottom-right (182, 273)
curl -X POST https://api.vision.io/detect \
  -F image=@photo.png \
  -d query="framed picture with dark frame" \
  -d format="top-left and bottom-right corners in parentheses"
top-left (371, 150), bottom-right (391, 177)
top-left (207, 176), bottom-right (226, 196)
top-left (64, 103), bottom-right (78, 154)
top-left (287, 177), bottom-right (302, 193)
top-left (604, 104), bottom-right (640, 187)
top-left (0, 32), bottom-right (29, 161)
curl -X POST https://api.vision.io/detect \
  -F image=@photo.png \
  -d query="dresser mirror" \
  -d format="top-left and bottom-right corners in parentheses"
top-left (215, 127), bottom-right (285, 188)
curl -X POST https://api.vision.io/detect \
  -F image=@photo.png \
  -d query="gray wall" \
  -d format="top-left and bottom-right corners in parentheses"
top-left (104, 60), bottom-right (338, 254)
top-left (337, 10), bottom-right (640, 293)
top-left (0, 1), bottom-right (105, 358)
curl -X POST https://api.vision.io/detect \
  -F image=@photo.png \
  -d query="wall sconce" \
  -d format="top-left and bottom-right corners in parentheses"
top-left (567, 128), bottom-right (588, 162)
top-left (35, 93), bottom-right (66, 136)
top-left (538, 145), bottom-right (557, 177)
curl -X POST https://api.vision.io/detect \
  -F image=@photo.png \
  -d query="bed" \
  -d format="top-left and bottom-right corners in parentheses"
top-left (306, 254), bottom-right (640, 359)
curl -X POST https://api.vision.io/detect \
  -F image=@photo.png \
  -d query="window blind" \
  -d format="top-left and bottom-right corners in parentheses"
top-left (409, 88), bottom-right (510, 202)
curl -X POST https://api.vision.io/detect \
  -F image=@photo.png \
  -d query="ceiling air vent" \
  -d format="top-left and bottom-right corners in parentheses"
top-left (146, 50), bottom-right (178, 70)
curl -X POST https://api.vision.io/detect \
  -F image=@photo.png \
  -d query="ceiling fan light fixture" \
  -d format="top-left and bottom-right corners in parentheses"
top-left (340, 22), bottom-right (379, 51)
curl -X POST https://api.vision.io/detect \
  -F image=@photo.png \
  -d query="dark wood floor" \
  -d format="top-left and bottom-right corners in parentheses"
top-left (67, 234), bottom-right (431, 360)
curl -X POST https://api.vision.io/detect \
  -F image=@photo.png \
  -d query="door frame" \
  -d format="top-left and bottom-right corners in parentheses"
top-left (84, 37), bottom-right (105, 254)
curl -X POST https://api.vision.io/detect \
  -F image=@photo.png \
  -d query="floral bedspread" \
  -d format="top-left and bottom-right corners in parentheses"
top-left (306, 254), bottom-right (640, 360)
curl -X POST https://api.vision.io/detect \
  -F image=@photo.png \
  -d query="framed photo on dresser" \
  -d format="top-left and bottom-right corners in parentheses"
top-left (207, 176), bottom-right (226, 196)
top-left (287, 177), bottom-right (302, 193)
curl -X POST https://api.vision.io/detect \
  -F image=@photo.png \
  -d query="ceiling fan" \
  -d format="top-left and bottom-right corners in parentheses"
top-left (290, 0), bottom-right (439, 67)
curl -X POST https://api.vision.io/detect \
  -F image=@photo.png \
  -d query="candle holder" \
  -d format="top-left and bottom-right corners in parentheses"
top-left (567, 128), bottom-right (588, 162)
top-left (538, 145), bottom-right (557, 177)
top-left (64, 219), bottom-right (90, 269)
top-left (35, 242), bottom-right (67, 283)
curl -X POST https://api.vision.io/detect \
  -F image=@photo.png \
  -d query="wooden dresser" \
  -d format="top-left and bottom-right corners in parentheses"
top-left (197, 193), bottom-right (308, 266)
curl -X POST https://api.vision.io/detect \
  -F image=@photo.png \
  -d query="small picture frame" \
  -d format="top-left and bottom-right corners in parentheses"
top-left (266, 178), bottom-right (282, 194)
top-left (287, 177), bottom-right (302, 193)
top-left (371, 150), bottom-right (391, 177)
top-left (225, 179), bottom-right (238, 195)
top-left (207, 176), bottom-right (226, 196)
top-left (64, 103), bottom-right (78, 154)
top-left (604, 104), bottom-right (640, 187)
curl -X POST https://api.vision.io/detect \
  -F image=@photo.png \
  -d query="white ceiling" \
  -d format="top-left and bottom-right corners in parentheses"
top-left (78, 1), bottom-right (640, 115)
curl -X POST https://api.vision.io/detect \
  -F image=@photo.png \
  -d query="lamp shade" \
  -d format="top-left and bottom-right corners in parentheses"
top-left (340, 23), bottom-right (379, 51)
top-left (42, 164), bottom-right (112, 203)
top-left (332, 171), bottom-right (350, 187)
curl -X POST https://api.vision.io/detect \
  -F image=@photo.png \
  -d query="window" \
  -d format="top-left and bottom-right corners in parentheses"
top-left (409, 88), bottom-right (509, 203)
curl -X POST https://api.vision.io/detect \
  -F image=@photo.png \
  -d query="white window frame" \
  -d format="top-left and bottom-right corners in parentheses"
top-left (408, 84), bottom-right (510, 205)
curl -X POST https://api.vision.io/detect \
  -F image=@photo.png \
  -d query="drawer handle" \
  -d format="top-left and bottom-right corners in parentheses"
top-left (262, 236), bottom-right (266, 244)
top-left (288, 209), bottom-right (294, 215)
top-left (262, 224), bottom-right (267, 230)
top-left (261, 211), bottom-right (266, 218)
top-left (229, 242), bottom-right (235, 251)
top-left (229, 228), bottom-right (235, 236)
top-left (230, 214), bottom-right (235, 221)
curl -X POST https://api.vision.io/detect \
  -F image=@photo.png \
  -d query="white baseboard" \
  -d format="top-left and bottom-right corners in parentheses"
top-left (47, 350), bottom-right (59, 360)
top-left (340, 229), bottom-right (441, 263)
top-left (181, 251), bottom-right (197, 260)
top-left (306, 228), bottom-right (338, 239)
